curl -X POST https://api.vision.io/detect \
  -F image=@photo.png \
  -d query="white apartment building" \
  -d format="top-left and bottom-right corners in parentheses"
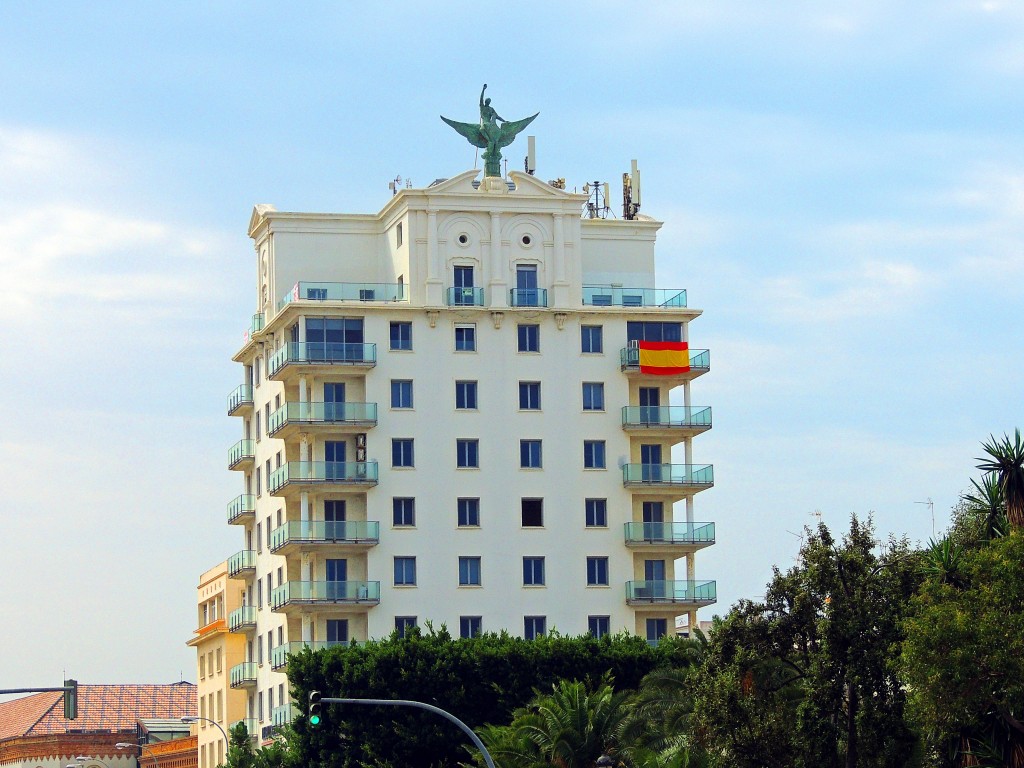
top-left (224, 168), bottom-right (715, 739)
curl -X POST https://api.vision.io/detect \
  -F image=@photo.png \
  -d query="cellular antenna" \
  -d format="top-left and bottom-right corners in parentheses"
top-left (525, 136), bottom-right (536, 175)
top-left (583, 180), bottom-right (611, 219)
top-left (623, 159), bottom-right (641, 219)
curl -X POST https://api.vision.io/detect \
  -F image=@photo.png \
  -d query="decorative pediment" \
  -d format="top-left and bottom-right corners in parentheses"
top-left (248, 203), bottom-right (277, 238)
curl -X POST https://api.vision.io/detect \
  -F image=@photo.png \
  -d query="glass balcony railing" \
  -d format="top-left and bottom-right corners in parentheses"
top-left (270, 640), bottom-right (353, 669)
top-left (583, 286), bottom-right (687, 308)
top-left (625, 580), bottom-right (717, 604)
top-left (227, 550), bottom-right (256, 577)
top-left (242, 313), bottom-right (265, 345)
top-left (227, 494), bottom-right (256, 523)
top-left (624, 522), bottom-right (716, 545)
top-left (227, 384), bottom-right (254, 414)
top-left (269, 461), bottom-right (379, 492)
top-left (268, 402), bottom-right (377, 434)
top-left (278, 282), bottom-right (407, 310)
top-left (272, 703), bottom-right (296, 727)
top-left (228, 439), bottom-right (255, 469)
top-left (228, 606), bottom-right (257, 632)
top-left (270, 520), bottom-right (380, 551)
top-left (622, 463), bottom-right (714, 486)
top-left (268, 342), bottom-right (377, 375)
top-left (509, 288), bottom-right (548, 307)
top-left (229, 662), bottom-right (258, 687)
top-left (229, 719), bottom-right (258, 739)
top-left (271, 580), bottom-right (380, 609)
top-left (446, 287), bottom-right (485, 306)
top-left (619, 347), bottom-right (710, 373)
top-left (621, 406), bottom-right (712, 429)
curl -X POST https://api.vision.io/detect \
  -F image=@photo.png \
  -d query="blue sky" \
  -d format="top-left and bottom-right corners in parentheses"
top-left (1, 1), bottom-right (1021, 689)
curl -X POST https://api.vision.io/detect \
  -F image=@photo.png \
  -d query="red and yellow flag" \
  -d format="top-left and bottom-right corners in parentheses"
top-left (638, 341), bottom-right (690, 375)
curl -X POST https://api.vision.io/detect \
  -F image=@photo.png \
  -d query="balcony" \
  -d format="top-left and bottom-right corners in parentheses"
top-left (446, 286), bottom-right (485, 306)
top-left (509, 288), bottom-right (548, 307)
top-left (268, 401), bottom-right (377, 439)
top-left (228, 606), bottom-right (257, 633)
top-left (268, 342), bottom-right (376, 380)
top-left (270, 640), bottom-right (352, 670)
top-left (229, 719), bottom-right (258, 742)
top-left (227, 384), bottom-right (254, 416)
top-left (624, 522), bottom-right (716, 552)
top-left (228, 439), bottom-right (255, 471)
top-left (270, 580), bottom-right (380, 614)
top-left (625, 580), bottom-right (717, 607)
top-left (227, 550), bottom-right (256, 578)
top-left (227, 494), bottom-right (256, 524)
top-left (621, 406), bottom-right (712, 438)
top-left (622, 464), bottom-right (714, 494)
top-left (270, 520), bottom-right (380, 556)
top-left (619, 347), bottom-right (710, 380)
top-left (583, 286), bottom-right (687, 308)
top-left (272, 703), bottom-right (296, 730)
top-left (278, 281), bottom-right (407, 310)
top-left (269, 461), bottom-right (379, 496)
top-left (229, 662), bottom-right (258, 688)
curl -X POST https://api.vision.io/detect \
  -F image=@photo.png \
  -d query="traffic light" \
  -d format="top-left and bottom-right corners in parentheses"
top-left (63, 679), bottom-right (78, 720)
top-left (308, 690), bottom-right (322, 725)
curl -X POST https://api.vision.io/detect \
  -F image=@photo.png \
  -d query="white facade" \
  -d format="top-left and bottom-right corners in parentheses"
top-left (225, 169), bottom-right (715, 737)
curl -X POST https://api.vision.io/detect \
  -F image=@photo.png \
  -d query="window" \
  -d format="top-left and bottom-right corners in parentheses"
top-left (396, 222), bottom-right (403, 247)
top-left (256, 523), bottom-right (262, 552)
top-left (457, 438), bottom-right (479, 468)
top-left (587, 557), bottom-right (610, 586)
top-left (523, 557), bottom-right (545, 586)
top-left (517, 324), bottom-right (539, 352)
top-left (520, 439), bottom-right (542, 469)
top-left (460, 616), bottom-right (482, 638)
top-left (589, 616), bottom-right (611, 639)
top-left (627, 321), bottom-right (683, 343)
top-left (459, 556), bottom-right (482, 586)
top-left (458, 498), bottom-right (480, 527)
top-left (256, 468), bottom-right (262, 497)
top-left (455, 324), bottom-right (476, 351)
top-left (391, 379), bottom-right (413, 409)
top-left (255, 411), bottom-right (261, 441)
top-left (393, 497), bottom-right (415, 526)
top-left (455, 380), bottom-right (478, 410)
top-left (521, 498), bottom-right (543, 526)
top-left (395, 616), bottom-right (417, 637)
top-left (582, 382), bottom-right (605, 411)
top-left (581, 325), bottom-right (603, 353)
top-left (585, 498), bottom-right (608, 527)
top-left (390, 321), bottom-right (412, 351)
top-left (519, 381), bottom-right (541, 410)
top-left (646, 618), bottom-right (669, 643)
top-left (392, 438), bottom-right (414, 467)
top-left (524, 616), bottom-right (546, 640)
top-left (584, 440), bottom-right (607, 469)
top-left (394, 557), bottom-right (417, 585)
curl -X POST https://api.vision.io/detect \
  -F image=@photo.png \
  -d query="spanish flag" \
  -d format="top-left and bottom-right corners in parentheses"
top-left (638, 341), bottom-right (690, 375)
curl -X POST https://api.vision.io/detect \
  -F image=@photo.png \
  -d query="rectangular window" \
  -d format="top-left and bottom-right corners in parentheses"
top-left (460, 616), bottom-right (482, 638)
top-left (517, 323), bottom-right (540, 352)
top-left (582, 382), bottom-right (605, 411)
top-left (581, 325), bottom-right (603, 353)
top-left (646, 618), bottom-right (669, 643)
top-left (584, 440), bottom-right (607, 469)
top-left (456, 439), bottom-right (479, 468)
top-left (523, 557), bottom-right (545, 586)
top-left (519, 381), bottom-right (541, 410)
top-left (455, 324), bottom-right (476, 351)
top-left (458, 498), bottom-right (480, 527)
top-left (393, 497), bottom-right (415, 526)
top-left (455, 380), bottom-right (478, 410)
top-left (458, 556), bottom-right (482, 586)
top-left (627, 321), bottom-right (683, 343)
top-left (396, 222), bottom-right (403, 247)
top-left (524, 616), bottom-right (546, 640)
top-left (589, 615), bottom-right (611, 639)
top-left (256, 468), bottom-right (262, 498)
top-left (390, 321), bottom-right (412, 351)
top-left (391, 379), bottom-right (413, 409)
top-left (394, 556), bottom-right (416, 585)
top-left (587, 557), bottom-right (610, 586)
top-left (585, 498), bottom-right (608, 527)
top-left (520, 439), bottom-right (542, 468)
top-left (392, 438), bottom-right (414, 467)
top-left (256, 523), bottom-right (262, 553)
top-left (395, 616), bottom-right (417, 637)
top-left (255, 412), bottom-right (261, 441)
top-left (521, 498), bottom-right (543, 527)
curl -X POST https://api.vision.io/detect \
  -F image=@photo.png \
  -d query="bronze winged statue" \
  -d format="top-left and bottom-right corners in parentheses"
top-left (441, 84), bottom-right (538, 178)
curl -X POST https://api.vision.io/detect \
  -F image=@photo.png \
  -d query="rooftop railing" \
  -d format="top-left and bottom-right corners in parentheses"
top-left (583, 286), bottom-right (687, 308)
top-left (278, 282), bottom-right (407, 310)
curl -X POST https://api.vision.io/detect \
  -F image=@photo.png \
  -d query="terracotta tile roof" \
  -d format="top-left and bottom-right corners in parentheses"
top-left (0, 683), bottom-right (196, 741)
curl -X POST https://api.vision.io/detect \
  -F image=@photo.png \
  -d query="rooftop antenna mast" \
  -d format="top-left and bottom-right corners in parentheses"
top-left (388, 176), bottom-right (402, 196)
top-left (582, 181), bottom-right (611, 219)
top-left (622, 159), bottom-right (642, 220)
top-left (524, 136), bottom-right (536, 175)
top-left (915, 497), bottom-right (935, 536)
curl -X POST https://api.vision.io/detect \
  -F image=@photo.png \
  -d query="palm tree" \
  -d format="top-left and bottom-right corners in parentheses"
top-left (962, 473), bottom-right (1008, 541)
top-left (977, 429), bottom-right (1024, 531)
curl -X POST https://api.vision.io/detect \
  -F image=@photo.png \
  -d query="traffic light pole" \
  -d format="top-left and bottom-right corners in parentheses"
top-left (321, 697), bottom-right (495, 768)
top-left (0, 680), bottom-right (77, 719)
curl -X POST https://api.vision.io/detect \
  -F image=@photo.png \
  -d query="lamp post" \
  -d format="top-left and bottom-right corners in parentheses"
top-left (181, 715), bottom-right (229, 766)
top-left (115, 742), bottom-right (159, 768)
top-left (75, 758), bottom-right (110, 768)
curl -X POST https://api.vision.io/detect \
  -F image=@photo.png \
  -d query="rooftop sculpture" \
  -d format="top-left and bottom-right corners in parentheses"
top-left (441, 85), bottom-right (538, 178)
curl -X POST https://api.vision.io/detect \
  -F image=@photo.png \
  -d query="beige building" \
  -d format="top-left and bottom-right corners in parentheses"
top-left (186, 562), bottom-right (248, 766)
top-left (224, 165), bottom-right (716, 738)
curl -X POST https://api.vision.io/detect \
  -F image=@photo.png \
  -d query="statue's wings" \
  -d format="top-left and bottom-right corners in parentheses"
top-left (496, 113), bottom-right (539, 149)
top-left (440, 116), bottom-right (487, 149)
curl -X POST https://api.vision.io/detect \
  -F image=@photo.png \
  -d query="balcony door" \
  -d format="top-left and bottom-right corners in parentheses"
top-left (454, 266), bottom-right (475, 305)
top-left (516, 264), bottom-right (538, 306)
top-left (645, 559), bottom-right (666, 598)
top-left (305, 318), bottom-right (363, 361)
top-left (325, 558), bottom-right (347, 600)
top-left (639, 387), bottom-right (660, 424)
top-left (642, 501), bottom-right (664, 541)
top-left (324, 499), bottom-right (346, 540)
top-left (324, 382), bottom-right (345, 422)
top-left (325, 440), bottom-right (346, 480)
top-left (640, 444), bottom-right (662, 482)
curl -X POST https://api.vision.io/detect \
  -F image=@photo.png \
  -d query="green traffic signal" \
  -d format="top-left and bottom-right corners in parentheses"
top-left (309, 690), bottom-right (322, 725)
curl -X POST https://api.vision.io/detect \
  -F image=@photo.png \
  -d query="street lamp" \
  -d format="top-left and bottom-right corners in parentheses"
top-left (75, 758), bottom-right (110, 768)
top-left (181, 716), bottom-right (229, 765)
top-left (116, 742), bottom-right (159, 768)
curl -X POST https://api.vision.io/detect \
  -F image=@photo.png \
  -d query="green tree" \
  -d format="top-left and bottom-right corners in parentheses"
top-left (224, 721), bottom-right (258, 768)
top-left (977, 429), bottom-right (1024, 531)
